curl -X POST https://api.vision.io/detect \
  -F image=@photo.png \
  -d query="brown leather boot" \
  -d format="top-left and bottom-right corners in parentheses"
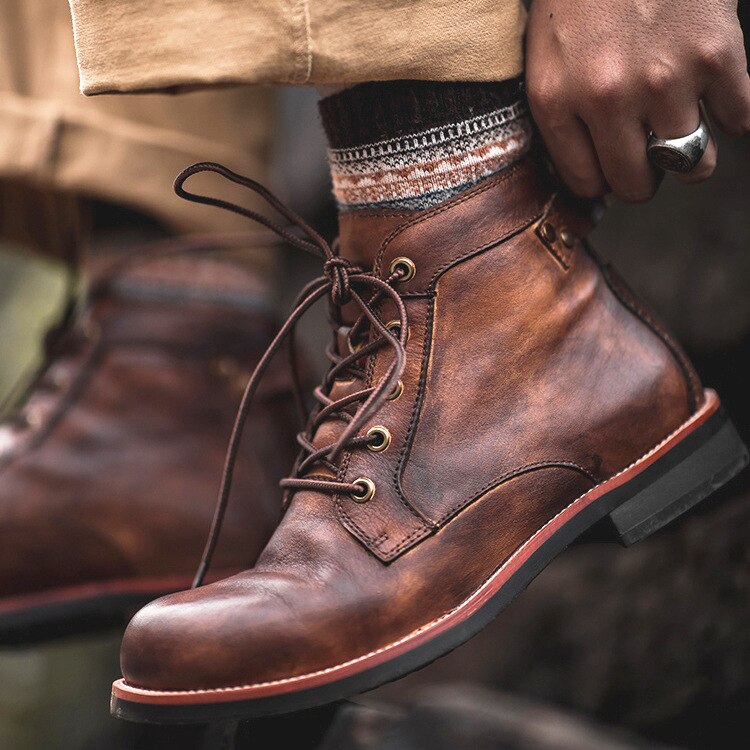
top-left (0, 248), bottom-right (296, 643)
top-left (112, 160), bottom-right (748, 723)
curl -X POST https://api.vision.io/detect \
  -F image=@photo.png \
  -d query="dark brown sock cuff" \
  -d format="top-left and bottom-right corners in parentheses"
top-left (319, 78), bottom-right (524, 150)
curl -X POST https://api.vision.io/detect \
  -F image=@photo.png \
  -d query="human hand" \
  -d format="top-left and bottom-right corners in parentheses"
top-left (525, 0), bottom-right (750, 202)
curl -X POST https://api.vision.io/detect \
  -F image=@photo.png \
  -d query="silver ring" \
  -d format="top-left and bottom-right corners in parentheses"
top-left (647, 117), bottom-right (710, 173)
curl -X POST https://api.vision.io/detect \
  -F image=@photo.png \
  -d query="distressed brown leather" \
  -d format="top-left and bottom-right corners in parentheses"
top-left (119, 157), bottom-right (702, 692)
top-left (0, 253), bottom-right (295, 604)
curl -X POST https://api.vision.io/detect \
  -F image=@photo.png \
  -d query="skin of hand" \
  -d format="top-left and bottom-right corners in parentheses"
top-left (525, 0), bottom-right (750, 202)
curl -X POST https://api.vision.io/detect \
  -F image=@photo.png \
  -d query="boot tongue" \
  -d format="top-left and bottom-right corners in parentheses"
top-left (297, 215), bottom-right (411, 483)
top-left (303, 304), bottom-right (366, 481)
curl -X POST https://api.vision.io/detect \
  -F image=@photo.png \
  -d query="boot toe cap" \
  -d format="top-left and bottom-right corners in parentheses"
top-left (119, 572), bottom-right (345, 692)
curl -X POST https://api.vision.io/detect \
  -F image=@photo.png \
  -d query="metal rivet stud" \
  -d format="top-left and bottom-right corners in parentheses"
top-left (540, 222), bottom-right (557, 243)
top-left (350, 477), bottom-right (376, 503)
top-left (560, 228), bottom-right (575, 247)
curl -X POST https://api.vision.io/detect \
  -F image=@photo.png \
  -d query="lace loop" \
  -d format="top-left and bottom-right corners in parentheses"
top-left (177, 163), bottom-right (409, 588)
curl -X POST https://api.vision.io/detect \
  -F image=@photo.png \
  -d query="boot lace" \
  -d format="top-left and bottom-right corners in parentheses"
top-left (174, 163), bottom-right (409, 587)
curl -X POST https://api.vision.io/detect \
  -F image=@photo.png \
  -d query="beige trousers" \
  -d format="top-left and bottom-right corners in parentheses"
top-left (0, 1), bottom-right (276, 235)
top-left (68, 0), bottom-right (526, 95)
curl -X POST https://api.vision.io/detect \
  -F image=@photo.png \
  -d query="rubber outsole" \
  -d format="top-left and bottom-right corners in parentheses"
top-left (111, 394), bottom-right (748, 724)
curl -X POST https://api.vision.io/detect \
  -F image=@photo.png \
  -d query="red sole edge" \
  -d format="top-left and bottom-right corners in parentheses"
top-left (112, 390), bottom-right (721, 707)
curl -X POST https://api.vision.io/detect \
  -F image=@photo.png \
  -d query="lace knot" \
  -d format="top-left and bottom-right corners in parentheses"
top-left (324, 256), bottom-right (356, 305)
top-left (174, 162), bottom-right (408, 589)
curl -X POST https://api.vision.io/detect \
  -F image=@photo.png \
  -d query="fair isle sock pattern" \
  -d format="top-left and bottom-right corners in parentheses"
top-left (328, 100), bottom-right (532, 211)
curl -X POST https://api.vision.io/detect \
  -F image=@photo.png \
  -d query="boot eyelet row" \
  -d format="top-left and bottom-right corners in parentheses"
top-left (350, 477), bottom-right (376, 503)
top-left (366, 425), bottom-right (391, 452)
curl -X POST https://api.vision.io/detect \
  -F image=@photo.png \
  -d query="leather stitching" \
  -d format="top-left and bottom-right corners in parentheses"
top-left (334, 295), bottom-right (434, 556)
top-left (380, 293), bottom-right (443, 559)
top-left (120, 399), bottom-right (710, 696)
top-left (434, 461), bottom-right (597, 526)
top-left (373, 163), bottom-right (529, 277)
top-left (426, 218), bottom-right (541, 288)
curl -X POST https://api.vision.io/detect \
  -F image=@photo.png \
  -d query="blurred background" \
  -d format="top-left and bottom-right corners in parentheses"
top-left (0, 4), bottom-right (749, 750)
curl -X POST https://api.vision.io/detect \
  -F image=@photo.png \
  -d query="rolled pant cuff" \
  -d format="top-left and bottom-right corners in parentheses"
top-left (0, 91), bottom-right (270, 234)
top-left (69, 0), bottom-right (526, 95)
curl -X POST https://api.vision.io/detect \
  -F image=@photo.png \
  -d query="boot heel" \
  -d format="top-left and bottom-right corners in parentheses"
top-left (607, 410), bottom-right (749, 547)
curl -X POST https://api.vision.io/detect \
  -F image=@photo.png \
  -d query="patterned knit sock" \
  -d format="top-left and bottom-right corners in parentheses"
top-left (318, 79), bottom-right (532, 212)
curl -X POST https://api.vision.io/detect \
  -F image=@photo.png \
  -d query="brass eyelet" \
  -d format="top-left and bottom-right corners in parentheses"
top-left (350, 477), bottom-right (376, 503)
top-left (366, 425), bottom-right (391, 452)
top-left (347, 337), bottom-right (364, 355)
top-left (387, 380), bottom-right (404, 401)
top-left (385, 319), bottom-right (409, 343)
top-left (389, 257), bottom-right (416, 282)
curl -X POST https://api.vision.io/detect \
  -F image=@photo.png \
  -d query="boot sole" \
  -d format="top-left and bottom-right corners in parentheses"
top-left (0, 571), bottom-right (239, 646)
top-left (111, 389), bottom-right (748, 724)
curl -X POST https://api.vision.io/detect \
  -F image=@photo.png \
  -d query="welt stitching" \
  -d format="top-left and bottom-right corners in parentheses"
top-left (435, 461), bottom-right (597, 526)
top-left (124, 402), bottom-right (710, 696)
